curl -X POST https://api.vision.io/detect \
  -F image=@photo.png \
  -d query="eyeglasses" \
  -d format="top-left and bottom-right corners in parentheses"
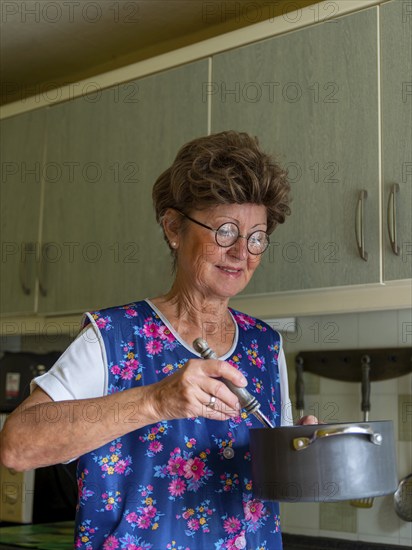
top-left (175, 209), bottom-right (270, 255)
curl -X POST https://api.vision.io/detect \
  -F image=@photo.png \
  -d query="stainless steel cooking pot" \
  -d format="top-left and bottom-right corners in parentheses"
top-left (249, 421), bottom-right (398, 502)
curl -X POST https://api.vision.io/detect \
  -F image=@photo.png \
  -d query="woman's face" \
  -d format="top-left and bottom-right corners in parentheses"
top-left (175, 203), bottom-right (267, 300)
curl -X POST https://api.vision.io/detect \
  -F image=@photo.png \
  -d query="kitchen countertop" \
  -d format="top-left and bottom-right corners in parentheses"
top-left (0, 522), bottom-right (73, 549)
top-left (0, 523), bottom-right (409, 549)
top-left (282, 533), bottom-right (411, 550)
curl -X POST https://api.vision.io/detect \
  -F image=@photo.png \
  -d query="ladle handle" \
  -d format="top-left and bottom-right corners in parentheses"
top-left (295, 357), bottom-right (305, 419)
top-left (361, 355), bottom-right (371, 422)
top-left (192, 337), bottom-right (274, 428)
top-left (192, 337), bottom-right (259, 413)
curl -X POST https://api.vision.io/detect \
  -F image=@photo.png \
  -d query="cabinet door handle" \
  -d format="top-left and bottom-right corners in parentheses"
top-left (38, 243), bottom-right (49, 297)
top-left (387, 183), bottom-right (400, 256)
top-left (19, 242), bottom-right (35, 295)
top-left (355, 190), bottom-right (368, 261)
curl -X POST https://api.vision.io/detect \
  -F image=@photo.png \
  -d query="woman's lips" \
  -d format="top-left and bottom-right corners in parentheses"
top-left (216, 265), bottom-right (243, 276)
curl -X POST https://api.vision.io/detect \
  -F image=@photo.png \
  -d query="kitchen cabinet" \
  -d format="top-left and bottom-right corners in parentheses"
top-left (381, 0), bottom-right (412, 281)
top-left (0, 110), bottom-right (46, 315)
top-left (3, 60), bottom-right (208, 315)
top-left (211, 7), bottom-right (381, 294)
top-left (1, 0), bottom-right (410, 321)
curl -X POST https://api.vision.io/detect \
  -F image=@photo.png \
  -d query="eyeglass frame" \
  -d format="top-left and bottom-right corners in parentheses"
top-left (174, 208), bottom-right (270, 255)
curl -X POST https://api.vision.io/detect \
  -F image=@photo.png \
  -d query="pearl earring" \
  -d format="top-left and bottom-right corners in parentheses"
top-left (171, 241), bottom-right (177, 248)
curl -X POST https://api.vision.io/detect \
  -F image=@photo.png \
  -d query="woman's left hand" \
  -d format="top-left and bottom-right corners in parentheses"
top-left (296, 415), bottom-right (319, 425)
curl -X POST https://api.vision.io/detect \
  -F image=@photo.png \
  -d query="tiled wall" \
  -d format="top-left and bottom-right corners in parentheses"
top-left (279, 308), bottom-right (412, 547)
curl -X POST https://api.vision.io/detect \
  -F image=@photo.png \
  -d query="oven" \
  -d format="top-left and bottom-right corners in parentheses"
top-left (0, 351), bottom-right (77, 525)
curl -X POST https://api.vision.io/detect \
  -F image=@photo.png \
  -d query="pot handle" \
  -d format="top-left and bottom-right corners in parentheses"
top-left (293, 424), bottom-right (383, 451)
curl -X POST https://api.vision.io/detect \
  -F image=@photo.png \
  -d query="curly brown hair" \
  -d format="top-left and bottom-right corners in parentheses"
top-left (152, 130), bottom-right (291, 248)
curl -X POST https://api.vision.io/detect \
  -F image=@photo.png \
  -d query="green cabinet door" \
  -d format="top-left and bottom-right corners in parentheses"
top-left (211, 8), bottom-right (380, 293)
top-left (381, 0), bottom-right (412, 281)
top-left (39, 60), bottom-right (208, 314)
top-left (0, 110), bottom-right (46, 314)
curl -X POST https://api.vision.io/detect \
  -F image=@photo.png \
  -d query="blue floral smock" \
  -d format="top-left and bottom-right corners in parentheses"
top-left (75, 300), bottom-right (284, 550)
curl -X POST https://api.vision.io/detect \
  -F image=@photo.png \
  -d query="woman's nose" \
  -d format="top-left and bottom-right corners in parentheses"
top-left (227, 236), bottom-right (249, 260)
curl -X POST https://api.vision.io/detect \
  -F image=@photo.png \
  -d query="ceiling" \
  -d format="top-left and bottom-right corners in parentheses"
top-left (0, 0), bottom-right (320, 106)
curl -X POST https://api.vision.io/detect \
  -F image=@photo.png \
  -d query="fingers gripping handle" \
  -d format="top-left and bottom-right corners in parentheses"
top-left (192, 337), bottom-right (273, 427)
top-left (193, 337), bottom-right (258, 412)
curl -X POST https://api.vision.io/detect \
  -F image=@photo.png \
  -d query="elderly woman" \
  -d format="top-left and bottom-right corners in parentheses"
top-left (1, 131), bottom-right (314, 549)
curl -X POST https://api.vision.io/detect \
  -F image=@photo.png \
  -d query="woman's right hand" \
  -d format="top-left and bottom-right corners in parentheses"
top-left (148, 358), bottom-right (248, 422)
top-left (0, 359), bottom-right (246, 472)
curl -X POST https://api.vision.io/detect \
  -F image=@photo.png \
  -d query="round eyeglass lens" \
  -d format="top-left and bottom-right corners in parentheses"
top-left (216, 223), bottom-right (238, 246)
top-left (248, 231), bottom-right (269, 254)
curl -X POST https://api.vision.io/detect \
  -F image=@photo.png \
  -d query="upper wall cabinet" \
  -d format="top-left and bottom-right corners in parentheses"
top-left (0, 110), bottom-right (46, 315)
top-left (1, 1), bottom-right (410, 319)
top-left (0, 61), bottom-right (208, 316)
top-left (381, 0), bottom-right (412, 281)
top-left (38, 60), bottom-right (208, 314)
top-left (211, 8), bottom-right (380, 293)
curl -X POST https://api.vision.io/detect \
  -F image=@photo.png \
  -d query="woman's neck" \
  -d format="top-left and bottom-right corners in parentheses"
top-left (150, 284), bottom-right (235, 356)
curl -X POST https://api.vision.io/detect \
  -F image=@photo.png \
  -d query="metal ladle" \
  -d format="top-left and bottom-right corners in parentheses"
top-left (350, 355), bottom-right (374, 508)
top-left (394, 474), bottom-right (412, 522)
top-left (192, 337), bottom-right (274, 428)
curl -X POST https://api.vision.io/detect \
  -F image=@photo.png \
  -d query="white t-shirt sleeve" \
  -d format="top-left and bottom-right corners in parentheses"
top-left (278, 336), bottom-right (293, 426)
top-left (30, 324), bottom-right (107, 401)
